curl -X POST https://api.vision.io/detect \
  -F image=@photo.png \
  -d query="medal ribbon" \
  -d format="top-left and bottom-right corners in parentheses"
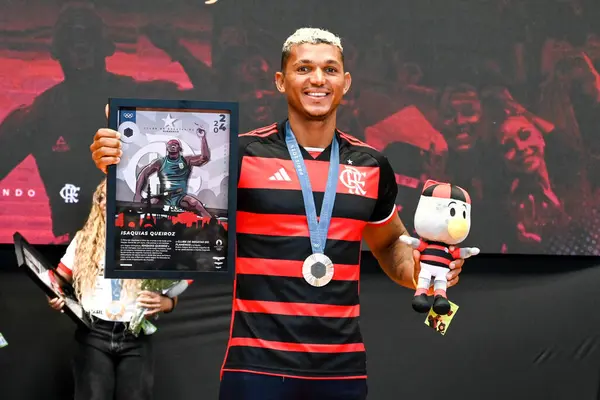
top-left (285, 121), bottom-right (339, 255)
top-left (111, 279), bottom-right (122, 302)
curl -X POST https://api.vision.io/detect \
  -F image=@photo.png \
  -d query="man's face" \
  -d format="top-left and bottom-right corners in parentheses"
top-left (167, 140), bottom-right (181, 154)
top-left (440, 91), bottom-right (482, 152)
top-left (55, 14), bottom-right (106, 74)
top-left (275, 43), bottom-right (351, 121)
top-left (66, 26), bottom-right (99, 71)
top-left (498, 116), bottom-right (546, 174)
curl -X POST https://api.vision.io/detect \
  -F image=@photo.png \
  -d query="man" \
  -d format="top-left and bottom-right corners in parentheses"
top-left (0, 3), bottom-right (189, 243)
top-left (133, 128), bottom-right (212, 218)
top-left (90, 28), bottom-right (467, 400)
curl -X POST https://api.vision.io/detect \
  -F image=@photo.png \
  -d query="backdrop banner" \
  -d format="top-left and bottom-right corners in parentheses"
top-left (1, 0), bottom-right (599, 256)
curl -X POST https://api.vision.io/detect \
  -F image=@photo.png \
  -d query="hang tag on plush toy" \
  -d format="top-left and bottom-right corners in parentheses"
top-left (425, 300), bottom-right (459, 335)
top-left (400, 179), bottom-right (480, 316)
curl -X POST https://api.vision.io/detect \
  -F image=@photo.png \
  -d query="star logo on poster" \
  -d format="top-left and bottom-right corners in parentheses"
top-left (162, 114), bottom-right (177, 128)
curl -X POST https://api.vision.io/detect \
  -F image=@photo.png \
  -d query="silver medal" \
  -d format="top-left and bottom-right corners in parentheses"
top-left (302, 253), bottom-right (335, 287)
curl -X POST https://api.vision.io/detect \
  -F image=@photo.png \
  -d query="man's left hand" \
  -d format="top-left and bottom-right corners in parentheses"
top-left (413, 248), bottom-right (465, 293)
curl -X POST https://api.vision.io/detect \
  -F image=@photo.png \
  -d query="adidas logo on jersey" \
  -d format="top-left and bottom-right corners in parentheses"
top-left (269, 168), bottom-right (291, 182)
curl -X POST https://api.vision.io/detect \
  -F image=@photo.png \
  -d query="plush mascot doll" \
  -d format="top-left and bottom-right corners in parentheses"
top-left (400, 180), bottom-right (480, 315)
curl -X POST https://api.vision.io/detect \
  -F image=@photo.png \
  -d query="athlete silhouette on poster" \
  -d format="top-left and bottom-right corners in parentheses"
top-left (133, 128), bottom-right (212, 218)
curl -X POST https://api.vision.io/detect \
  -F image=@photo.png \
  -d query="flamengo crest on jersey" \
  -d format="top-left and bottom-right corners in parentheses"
top-left (221, 120), bottom-right (398, 379)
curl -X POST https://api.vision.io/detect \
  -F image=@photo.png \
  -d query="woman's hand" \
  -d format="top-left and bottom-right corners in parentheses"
top-left (48, 296), bottom-right (65, 313)
top-left (136, 291), bottom-right (174, 317)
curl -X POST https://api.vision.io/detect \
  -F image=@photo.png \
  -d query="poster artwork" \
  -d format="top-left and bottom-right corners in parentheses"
top-left (108, 101), bottom-right (236, 278)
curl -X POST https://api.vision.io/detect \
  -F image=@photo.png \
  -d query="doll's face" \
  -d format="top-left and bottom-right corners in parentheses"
top-left (413, 196), bottom-right (471, 245)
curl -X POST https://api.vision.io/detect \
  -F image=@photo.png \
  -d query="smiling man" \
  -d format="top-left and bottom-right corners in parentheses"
top-left (90, 27), bottom-right (466, 400)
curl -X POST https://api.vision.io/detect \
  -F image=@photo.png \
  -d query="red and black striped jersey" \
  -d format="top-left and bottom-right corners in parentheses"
top-left (221, 120), bottom-right (398, 379)
top-left (417, 240), bottom-right (461, 269)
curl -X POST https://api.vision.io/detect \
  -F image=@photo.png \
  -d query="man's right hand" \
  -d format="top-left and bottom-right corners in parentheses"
top-left (90, 104), bottom-right (122, 174)
top-left (48, 296), bottom-right (65, 313)
top-left (91, 129), bottom-right (122, 174)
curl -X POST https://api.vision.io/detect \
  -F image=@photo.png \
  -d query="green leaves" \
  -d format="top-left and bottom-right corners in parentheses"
top-left (141, 279), bottom-right (179, 292)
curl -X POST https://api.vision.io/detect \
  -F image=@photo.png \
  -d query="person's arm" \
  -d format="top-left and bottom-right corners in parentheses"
top-left (90, 105), bottom-right (122, 174)
top-left (142, 23), bottom-right (217, 94)
top-left (136, 292), bottom-right (176, 316)
top-left (186, 128), bottom-right (210, 167)
top-left (362, 154), bottom-right (464, 290)
top-left (360, 154), bottom-right (415, 288)
top-left (363, 212), bottom-right (417, 289)
top-left (47, 237), bottom-right (78, 311)
top-left (166, 296), bottom-right (178, 313)
top-left (90, 127), bottom-right (121, 174)
top-left (137, 279), bottom-right (194, 316)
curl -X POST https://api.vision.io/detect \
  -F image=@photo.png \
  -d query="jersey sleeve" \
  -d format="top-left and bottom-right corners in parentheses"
top-left (57, 236), bottom-right (78, 277)
top-left (450, 247), bottom-right (462, 259)
top-left (164, 280), bottom-right (194, 298)
top-left (417, 240), bottom-right (428, 253)
top-left (368, 154), bottom-right (398, 224)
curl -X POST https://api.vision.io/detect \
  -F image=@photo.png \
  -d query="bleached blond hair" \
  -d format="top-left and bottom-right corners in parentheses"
top-left (72, 178), bottom-right (141, 301)
top-left (281, 27), bottom-right (344, 70)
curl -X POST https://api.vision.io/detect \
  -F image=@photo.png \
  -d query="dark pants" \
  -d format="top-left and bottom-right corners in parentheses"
top-left (219, 371), bottom-right (368, 400)
top-left (72, 318), bottom-right (154, 400)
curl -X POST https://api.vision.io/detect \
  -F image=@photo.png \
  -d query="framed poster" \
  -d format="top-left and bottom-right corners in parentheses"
top-left (12, 232), bottom-right (92, 329)
top-left (105, 98), bottom-right (239, 280)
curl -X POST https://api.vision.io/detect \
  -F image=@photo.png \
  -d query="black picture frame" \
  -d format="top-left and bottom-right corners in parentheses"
top-left (105, 98), bottom-right (239, 280)
top-left (12, 232), bottom-right (92, 329)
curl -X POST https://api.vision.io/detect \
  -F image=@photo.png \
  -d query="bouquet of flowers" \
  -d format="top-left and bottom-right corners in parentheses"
top-left (128, 278), bottom-right (181, 337)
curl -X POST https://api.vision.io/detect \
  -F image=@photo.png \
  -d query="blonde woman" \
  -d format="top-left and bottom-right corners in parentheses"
top-left (48, 178), bottom-right (185, 400)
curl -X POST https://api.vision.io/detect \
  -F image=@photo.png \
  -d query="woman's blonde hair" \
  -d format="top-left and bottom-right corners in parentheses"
top-left (72, 178), bottom-right (140, 300)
